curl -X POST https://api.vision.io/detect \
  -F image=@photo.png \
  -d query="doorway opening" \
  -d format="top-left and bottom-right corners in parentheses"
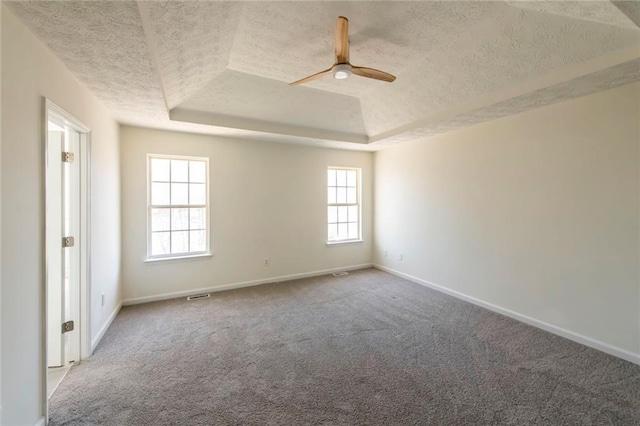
top-left (44, 99), bottom-right (91, 417)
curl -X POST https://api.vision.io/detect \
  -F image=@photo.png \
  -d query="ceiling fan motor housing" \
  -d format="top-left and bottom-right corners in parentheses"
top-left (333, 64), bottom-right (353, 80)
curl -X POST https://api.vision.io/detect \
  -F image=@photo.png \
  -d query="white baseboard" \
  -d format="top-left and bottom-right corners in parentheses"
top-left (35, 417), bottom-right (45, 426)
top-left (122, 263), bottom-right (373, 306)
top-left (90, 302), bottom-right (123, 354)
top-left (374, 264), bottom-right (640, 366)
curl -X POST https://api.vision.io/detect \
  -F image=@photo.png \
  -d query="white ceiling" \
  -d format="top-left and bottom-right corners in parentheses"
top-left (6, 1), bottom-right (640, 150)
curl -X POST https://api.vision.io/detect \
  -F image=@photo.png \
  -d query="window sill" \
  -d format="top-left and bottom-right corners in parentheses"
top-left (144, 253), bottom-right (212, 263)
top-left (326, 239), bottom-right (364, 246)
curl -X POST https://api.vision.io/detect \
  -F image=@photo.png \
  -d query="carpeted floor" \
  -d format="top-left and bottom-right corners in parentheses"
top-left (50, 268), bottom-right (640, 425)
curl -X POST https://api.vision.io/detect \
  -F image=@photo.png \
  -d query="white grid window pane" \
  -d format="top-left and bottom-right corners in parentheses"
top-left (171, 160), bottom-right (189, 182)
top-left (336, 170), bottom-right (347, 186)
top-left (348, 223), bottom-right (358, 239)
top-left (151, 159), bottom-right (170, 182)
top-left (189, 183), bottom-right (206, 205)
top-left (337, 223), bottom-right (348, 240)
top-left (338, 206), bottom-right (348, 222)
top-left (190, 208), bottom-right (206, 230)
top-left (171, 208), bottom-right (189, 231)
top-left (348, 206), bottom-right (358, 222)
top-left (347, 188), bottom-right (357, 204)
top-left (328, 169), bottom-right (337, 186)
top-left (151, 208), bottom-right (170, 231)
top-left (346, 170), bottom-right (357, 187)
top-left (152, 182), bottom-right (170, 205)
top-left (171, 231), bottom-right (189, 253)
top-left (328, 187), bottom-right (337, 204)
top-left (189, 161), bottom-right (206, 183)
top-left (328, 206), bottom-right (338, 224)
top-left (190, 230), bottom-right (206, 252)
top-left (171, 183), bottom-right (189, 205)
top-left (336, 187), bottom-right (347, 204)
top-left (151, 232), bottom-right (170, 255)
top-left (328, 224), bottom-right (338, 241)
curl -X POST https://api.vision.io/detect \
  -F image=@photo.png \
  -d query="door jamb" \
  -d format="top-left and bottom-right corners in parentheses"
top-left (43, 98), bottom-right (92, 423)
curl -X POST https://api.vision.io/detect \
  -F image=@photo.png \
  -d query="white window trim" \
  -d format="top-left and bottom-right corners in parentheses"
top-left (144, 253), bottom-right (213, 263)
top-left (326, 239), bottom-right (364, 246)
top-left (146, 153), bottom-right (211, 261)
top-left (327, 166), bottom-right (362, 244)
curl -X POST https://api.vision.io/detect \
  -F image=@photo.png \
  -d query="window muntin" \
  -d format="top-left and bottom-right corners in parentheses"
top-left (147, 155), bottom-right (210, 259)
top-left (328, 167), bottom-right (361, 242)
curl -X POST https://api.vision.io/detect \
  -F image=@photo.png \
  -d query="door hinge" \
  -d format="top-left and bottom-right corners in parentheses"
top-left (62, 236), bottom-right (75, 248)
top-left (62, 152), bottom-right (74, 163)
top-left (62, 320), bottom-right (74, 334)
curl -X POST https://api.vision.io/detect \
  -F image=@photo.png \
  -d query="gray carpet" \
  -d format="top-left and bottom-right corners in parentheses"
top-left (50, 268), bottom-right (640, 425)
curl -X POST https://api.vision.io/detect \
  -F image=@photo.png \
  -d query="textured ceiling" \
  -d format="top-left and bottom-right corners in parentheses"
top-left (371, 59), bottom-right (640, 147)
top-left (178, 70), bottom-right (367, 139)
top-left (137, 1), bottom-right (244, 109)
top-left (506, 1), bottom-right (639, 29)
top-left (5, 1), bottom-right (640, 150)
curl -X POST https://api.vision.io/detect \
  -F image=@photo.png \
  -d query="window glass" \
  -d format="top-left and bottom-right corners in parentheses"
top-left (171, 160), bottom-right (189, 182)
top-left (148, 156), bottom-right (209, 259)
top-left (151, 159), bottom-right (170, 181)
top-left (327, 167), bottom-right (361, 242)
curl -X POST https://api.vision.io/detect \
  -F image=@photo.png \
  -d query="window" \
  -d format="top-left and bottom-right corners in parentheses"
top-left (147, 154), bottom-right (210, 259)
top-left (327, 167), bottom-right (361, 243)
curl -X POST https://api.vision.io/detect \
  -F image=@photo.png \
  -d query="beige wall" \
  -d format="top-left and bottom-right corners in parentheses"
top-left (374, 82), bottom-right (640, 359)
top-left (120, 126), bottom-right (373, 302)
top-left (0, 4), bottom-right (3, 422)
top-left (1, 6), bottom-right (122, 425)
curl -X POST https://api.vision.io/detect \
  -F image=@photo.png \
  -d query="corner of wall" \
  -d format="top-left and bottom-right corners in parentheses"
top-left (116, 123), bottom-right (123, 308)
top-left (91, 301), bottom-right (122, 354)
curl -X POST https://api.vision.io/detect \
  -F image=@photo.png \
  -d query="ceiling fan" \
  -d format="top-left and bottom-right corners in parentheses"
top-left (290, 16), bottom-right (396, 86)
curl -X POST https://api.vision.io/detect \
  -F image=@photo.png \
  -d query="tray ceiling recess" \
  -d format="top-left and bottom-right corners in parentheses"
top-left (6, 1), bottom-right (640, 150)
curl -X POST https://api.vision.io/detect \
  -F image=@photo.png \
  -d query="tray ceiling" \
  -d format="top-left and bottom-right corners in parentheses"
top-left (5, 1), bottom-right (640, 150)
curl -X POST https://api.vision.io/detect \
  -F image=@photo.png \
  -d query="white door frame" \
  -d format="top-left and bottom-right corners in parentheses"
top-left (43, 98), bottom-right (91, 421)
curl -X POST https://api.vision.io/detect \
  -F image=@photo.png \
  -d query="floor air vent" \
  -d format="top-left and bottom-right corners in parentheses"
top-left (332, 272), bottom-right (349, 277)
top-left (187, 293), bottom-right (210, 301)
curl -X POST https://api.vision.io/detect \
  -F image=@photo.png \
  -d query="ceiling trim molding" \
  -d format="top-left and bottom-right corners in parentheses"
top-left (170, 108), bottom-right (369, 144)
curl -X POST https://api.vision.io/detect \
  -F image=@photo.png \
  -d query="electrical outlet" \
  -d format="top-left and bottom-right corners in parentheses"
top-left (101, 293), bottom-right (105, 307)
top-left (264, 258), bottom-right (269, 266)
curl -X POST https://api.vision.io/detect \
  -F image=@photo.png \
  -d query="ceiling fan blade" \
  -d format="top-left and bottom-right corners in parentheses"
top-left (289, 67), bottom-right (333, 86)
top-left (334, 16), bottom-right (349, 63)
top-left (352, 66), bottom-right (396, 83)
